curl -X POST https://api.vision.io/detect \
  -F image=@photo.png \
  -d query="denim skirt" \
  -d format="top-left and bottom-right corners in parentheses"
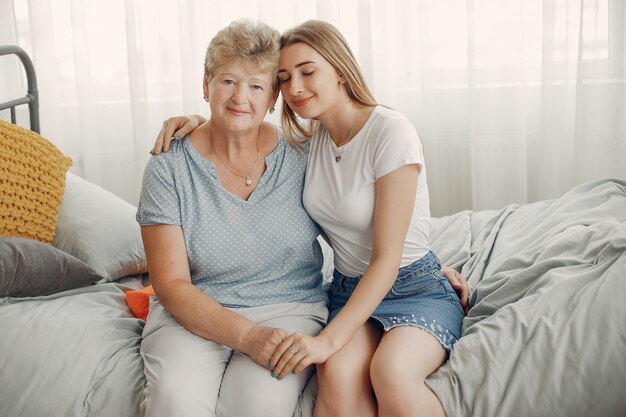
top-left (328, 251), bottom-right (464, 352)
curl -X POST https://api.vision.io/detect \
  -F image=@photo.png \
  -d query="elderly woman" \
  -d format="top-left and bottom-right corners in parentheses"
top-left (136, 20), bottom-right (328, 417)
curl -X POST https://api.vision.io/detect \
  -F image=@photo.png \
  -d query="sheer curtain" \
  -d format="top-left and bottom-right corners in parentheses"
top-left (1, 0), bottom-right (624, 215)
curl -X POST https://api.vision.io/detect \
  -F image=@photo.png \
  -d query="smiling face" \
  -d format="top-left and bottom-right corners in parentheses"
top-left (204, 59), bottom-right (277, 133)
top-left (277, 42), bottom-right (346, 121)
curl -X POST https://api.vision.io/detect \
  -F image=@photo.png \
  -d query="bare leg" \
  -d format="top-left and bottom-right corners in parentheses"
top-left (370, 326), bottom-right (447, 417)
top-left (313, 320), bottom-right (382, 417)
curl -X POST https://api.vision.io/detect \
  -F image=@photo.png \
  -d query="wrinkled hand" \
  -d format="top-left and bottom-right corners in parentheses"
top-left (240, 325), bottom-right (289, 369)
top-left (268, 333), bottom-right (334, 380)
top-left (441, 266), bottom-right (470, 315)
top-left (150, 114), bottom-right (207, 155)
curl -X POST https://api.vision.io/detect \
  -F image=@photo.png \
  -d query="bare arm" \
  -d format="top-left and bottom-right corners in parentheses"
top-left (142, 224), bottom-right (287, 366)
top-left (319, 164), bottom-right (418, 350)
top-left (269, 164), bottom-right (420, 377)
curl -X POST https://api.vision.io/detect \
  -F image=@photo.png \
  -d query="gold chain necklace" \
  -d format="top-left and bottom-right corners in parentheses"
top-left (212, 137), bottom-right (260, 187)
top-left (332, 110), bottom-right (359, 163)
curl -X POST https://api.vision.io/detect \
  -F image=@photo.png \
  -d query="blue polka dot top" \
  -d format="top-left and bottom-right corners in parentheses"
top-left (136, 130), bottom-right (327, 308)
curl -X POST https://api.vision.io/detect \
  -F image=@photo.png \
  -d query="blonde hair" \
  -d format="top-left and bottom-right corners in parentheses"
top-left (204, 19), bottom-right (281, 90)
top-left (280, 20), bottom-right (377, 145)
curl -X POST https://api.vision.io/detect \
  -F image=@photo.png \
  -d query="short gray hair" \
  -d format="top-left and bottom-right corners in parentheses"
top-left (204, 19), bottom-right (280, 89)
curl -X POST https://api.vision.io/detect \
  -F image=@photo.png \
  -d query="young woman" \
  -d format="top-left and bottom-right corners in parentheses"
top-left (268, 20), bottom-right (465, 417)
top-left (152, 20), bottom-right (468, 417)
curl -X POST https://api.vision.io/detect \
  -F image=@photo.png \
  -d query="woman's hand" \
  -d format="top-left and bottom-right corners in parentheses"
top-left (441, 266), bottom-right (470, 315)
top-left (240, 325), bottom-right (289, 369)
top-left (268, 333), bottom-right (334, 380)
top-left (150, 114), bottom-right (207, 155)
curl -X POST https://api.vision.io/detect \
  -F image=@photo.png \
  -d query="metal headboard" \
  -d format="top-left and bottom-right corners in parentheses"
top-left (0, 45), bottom-right (40, 133)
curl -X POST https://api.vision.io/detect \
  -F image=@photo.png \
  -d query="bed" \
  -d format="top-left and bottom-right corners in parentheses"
top-left (1, 45), bottom-right (625, 417)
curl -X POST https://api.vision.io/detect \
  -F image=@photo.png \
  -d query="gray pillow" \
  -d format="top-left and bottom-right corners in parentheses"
top-left (53, 172), bottom-right (147, 281)
top-left (0, 237), bottom-right (103, 297)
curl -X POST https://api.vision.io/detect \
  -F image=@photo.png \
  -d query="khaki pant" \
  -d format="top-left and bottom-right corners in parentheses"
top-left (140, 300), bottom-right (327, 417)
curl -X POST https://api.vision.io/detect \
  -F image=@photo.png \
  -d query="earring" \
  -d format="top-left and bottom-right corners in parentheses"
top-left (269, 108), bottom-right (275, 114)
top-left (203, 95), bottom-right (209, 102)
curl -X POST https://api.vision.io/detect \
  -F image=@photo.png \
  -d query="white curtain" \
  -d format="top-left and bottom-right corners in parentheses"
top-left (1, 0), bottom-right (624, 215)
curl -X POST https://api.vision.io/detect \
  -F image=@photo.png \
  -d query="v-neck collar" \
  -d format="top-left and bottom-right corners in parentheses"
top-left (184, 126), bottom-right (283, 206)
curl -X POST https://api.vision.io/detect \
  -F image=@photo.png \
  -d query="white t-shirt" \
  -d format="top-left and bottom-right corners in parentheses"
top-left (303, 106), bottom-right (431, 277)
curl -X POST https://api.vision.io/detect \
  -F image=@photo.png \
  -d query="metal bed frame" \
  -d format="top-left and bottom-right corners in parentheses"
top-left (0, 45), bottom-right (39, 133)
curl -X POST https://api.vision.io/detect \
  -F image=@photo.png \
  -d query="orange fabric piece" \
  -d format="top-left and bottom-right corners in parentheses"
top-left (125, 285), bottom-right (155, 320)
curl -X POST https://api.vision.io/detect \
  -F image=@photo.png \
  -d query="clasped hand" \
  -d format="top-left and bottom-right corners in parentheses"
top-left (268, 333), bottom-right (333, 380)
top-left (242, 325), bottom-right (331, 381)
top-left (241, 325), bottom-right (289, 369)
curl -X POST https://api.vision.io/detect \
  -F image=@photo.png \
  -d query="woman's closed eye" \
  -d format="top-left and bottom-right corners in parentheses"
top-left (277, 70), bottom-right (314, 84)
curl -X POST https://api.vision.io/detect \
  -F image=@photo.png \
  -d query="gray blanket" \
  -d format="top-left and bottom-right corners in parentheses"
top-left (427, 178), bottom-right (626, 417)
top-left (0, 278), bottom-right (145, 417)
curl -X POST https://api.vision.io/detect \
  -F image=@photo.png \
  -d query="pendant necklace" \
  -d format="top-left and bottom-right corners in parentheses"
top-left (213, 137), bottom-right (260, 187)
top-left (332, 110), bottom-right (359, 163)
